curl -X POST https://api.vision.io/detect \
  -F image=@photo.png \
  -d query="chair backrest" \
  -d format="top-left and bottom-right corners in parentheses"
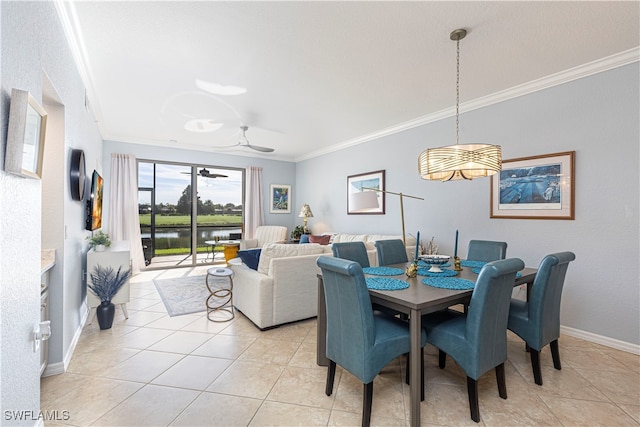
top-left (331, 241), bottom-right (370, 268)
top-left (374, 239), bottom-right (408, 265)
top-left (317, 256), bottom-right (376, 381)
top-left (465, 257), bottom-right (525, 379)
top-left (255, 226), bottom-right (288, 246)
top-left (466, 240), bottom-right (508, 262)
top-left (528, 251), bottom-right (576, 347)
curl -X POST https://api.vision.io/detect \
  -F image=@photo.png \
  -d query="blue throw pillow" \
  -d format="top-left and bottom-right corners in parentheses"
top-left (299, 234), bottom-right (310, 244)
top-left (237, 249), bottom-right (261, 270)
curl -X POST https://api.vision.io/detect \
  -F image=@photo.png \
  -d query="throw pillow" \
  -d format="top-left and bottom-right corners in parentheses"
top-left (299, 234), bottom-right (310, 244)
top-left (237, 249), bottom-right (261, 270)
top-left (309, 235), bottom-right (331, 245)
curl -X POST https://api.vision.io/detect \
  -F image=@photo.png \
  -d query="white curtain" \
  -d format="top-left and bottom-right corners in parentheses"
top-left (245, 166), bottom-right (264, 239)
top-left (107, 153), bottom-right (145, 274)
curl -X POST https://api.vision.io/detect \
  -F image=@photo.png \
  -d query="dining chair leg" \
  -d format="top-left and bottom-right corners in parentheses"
top-left (438, 349), bottom-right (447, 369)
top-left (530, 349), bottom-right (543, 386)
top-left (495, 363), bottom-right (507, 399)
top-left (326, 361), bottom-right (336, 396)
top-left (550, 339), bottom-right (562, 370)
top-left (466, 376), bottom-right (480, 423)
top-left (362, 382), bottom-right (373, 427)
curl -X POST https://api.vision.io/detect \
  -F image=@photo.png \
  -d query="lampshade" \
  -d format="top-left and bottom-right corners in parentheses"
top-left (349, 191), bottom-right (379, 212)
top-left (418, 143), bottom-right (502, 181)
top-left (419, 28), bottom-right (501, 182)
top-left (298, 203), bottom-right (314, 218)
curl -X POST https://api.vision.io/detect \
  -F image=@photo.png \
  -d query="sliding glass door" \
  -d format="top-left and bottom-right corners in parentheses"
top-left (138, 160), bottom-right (244, 268)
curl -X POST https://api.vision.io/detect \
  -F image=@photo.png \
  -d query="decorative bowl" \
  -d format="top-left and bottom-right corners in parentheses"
top-left (419, 254), bottom-right (451, 273)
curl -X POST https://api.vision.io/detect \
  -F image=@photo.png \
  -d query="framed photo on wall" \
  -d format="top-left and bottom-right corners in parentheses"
top-left (270, 184), bottom-right (291, 213)
top-left (347, 170), bottom-right (385, 214)
top-left (490, 151), bottom-right (575, 219)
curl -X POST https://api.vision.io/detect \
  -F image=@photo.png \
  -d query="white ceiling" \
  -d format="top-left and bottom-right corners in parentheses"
top-left (59, 1), bottom-right (639, 162)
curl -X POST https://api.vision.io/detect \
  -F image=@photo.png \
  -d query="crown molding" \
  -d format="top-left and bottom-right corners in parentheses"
top-left (296, 47), bottom-right (640, 162)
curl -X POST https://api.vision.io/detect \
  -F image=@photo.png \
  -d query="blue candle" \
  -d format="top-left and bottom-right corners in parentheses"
top-left (414, 231), bottom-right (420, 260)
top-left (454, 230), bottom-right (459, 258)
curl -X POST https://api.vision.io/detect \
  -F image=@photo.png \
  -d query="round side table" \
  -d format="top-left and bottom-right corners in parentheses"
top-left (205, 267), bottom-right (234, 322)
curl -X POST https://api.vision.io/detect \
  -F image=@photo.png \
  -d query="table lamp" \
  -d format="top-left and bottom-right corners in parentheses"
top-left (298, 203), bottom-right (314, 233)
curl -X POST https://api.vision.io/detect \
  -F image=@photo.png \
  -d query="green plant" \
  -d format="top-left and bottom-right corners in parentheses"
top-left (86, 230), bottom-right (111, 248)
top-left (88, 265), bottom-right (131, 303)
top-left (291, 225), bottom-right (305, 240)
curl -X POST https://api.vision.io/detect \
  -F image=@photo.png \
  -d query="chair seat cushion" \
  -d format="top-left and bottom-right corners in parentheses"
top-left (508, 299), bottom-right (542, 350)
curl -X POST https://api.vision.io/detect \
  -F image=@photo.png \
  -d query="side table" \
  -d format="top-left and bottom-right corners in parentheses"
top-left (205, 267), bottom-right (234, 322)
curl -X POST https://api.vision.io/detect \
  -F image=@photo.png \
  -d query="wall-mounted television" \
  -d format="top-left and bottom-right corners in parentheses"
top-left (85, 170), bottom-right (104, 231)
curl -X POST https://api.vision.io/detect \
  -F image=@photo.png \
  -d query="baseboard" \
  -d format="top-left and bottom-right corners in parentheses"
top-left (560, 325), bottom-right (640, 355)
top-left (41, 306), bottom-right (89, 377)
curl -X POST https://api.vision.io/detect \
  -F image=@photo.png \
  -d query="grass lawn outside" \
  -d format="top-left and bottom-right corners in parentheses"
top-left (139, 214), bottom-right (242, 227)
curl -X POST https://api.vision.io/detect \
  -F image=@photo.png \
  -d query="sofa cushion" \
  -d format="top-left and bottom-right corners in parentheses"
top-left (237, 249), bottom-right (261, 270)
top-left (257, 243), bottom-right (326, 275)
top-left (332, 233), bottom-right (369, 243)
top-left (309, 235), bottom-right (331, 245)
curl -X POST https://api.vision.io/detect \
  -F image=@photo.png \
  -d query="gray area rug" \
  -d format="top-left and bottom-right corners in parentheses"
top-left (153, 275), bottom-right (210, 317)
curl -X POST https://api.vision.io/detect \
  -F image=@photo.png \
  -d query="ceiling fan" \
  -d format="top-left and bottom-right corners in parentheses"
top-left (182, 168), bottom-right (228, 178)
top-left (227, 125), bottom-right (275, 153)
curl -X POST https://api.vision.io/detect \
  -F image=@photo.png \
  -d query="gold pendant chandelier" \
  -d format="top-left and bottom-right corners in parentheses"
top-left (418, 29), bottom-right (502, 181)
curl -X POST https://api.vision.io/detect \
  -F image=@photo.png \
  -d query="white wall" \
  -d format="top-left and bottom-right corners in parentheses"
top-left (1, 1), bottom-right (103, 422)
top-left (296, 63), bottom-right (640, 348)
top-left (102, 141), bottom-right (297, 233)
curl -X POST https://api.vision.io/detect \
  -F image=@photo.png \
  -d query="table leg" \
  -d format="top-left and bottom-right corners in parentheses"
top-left (316, 276), bottom-right (329, 366)
top-left (409, 308), bottom-right (421, 426)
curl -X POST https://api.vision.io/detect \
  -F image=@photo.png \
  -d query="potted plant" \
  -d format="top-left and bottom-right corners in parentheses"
top-left (87, 230), bottom-right (111, 252)
top-left (290, 225), bottom-right (305, 242)
top-left (88, 265), bottom-right (131, 330)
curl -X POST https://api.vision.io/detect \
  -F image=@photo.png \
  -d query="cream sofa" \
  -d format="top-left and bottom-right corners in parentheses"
top-left (230, 243), bottom-right (331, 329)
top-left (239, 225), bottom-right (288, 250)
top-left (330, 233), bottom-right (417, 266)
top-left (230, 233), bottom-right (417, 329)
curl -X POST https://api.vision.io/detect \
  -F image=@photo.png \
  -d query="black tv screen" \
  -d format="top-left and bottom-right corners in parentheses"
top-left (85, 170), bottom-right (104, 231)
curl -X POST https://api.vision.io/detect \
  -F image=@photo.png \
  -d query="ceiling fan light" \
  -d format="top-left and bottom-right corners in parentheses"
top-left (418, 143), bottom-right (502, 181)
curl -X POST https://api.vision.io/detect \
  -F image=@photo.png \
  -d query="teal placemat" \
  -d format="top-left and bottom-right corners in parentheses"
top-left (422, 277), bottom-right (475, 290)
top-left (366, 277), bottom-right (410, 290)
top-left (418, 268), bottom-right (457, 277)
top-left (362, 266), bottom-right (404, 276)
top-left (461, 260), bottom-right (486, 268)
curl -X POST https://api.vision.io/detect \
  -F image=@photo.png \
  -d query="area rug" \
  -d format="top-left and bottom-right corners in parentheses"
top-left (153, 275), bottom-right (210, 316)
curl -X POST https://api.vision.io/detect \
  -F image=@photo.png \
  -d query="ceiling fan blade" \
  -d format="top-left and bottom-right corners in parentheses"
top-left (247, 144), bottom-right (275, 153)
top-left (202, 173), bottom-right (228, 178)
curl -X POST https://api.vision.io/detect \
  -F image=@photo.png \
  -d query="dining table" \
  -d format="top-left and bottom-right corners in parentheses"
top-left (316, 259), bottom-right (537, 426)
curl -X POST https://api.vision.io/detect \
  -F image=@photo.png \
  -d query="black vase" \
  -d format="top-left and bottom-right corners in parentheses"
top-left (96, 301), bottom-right (115, 330)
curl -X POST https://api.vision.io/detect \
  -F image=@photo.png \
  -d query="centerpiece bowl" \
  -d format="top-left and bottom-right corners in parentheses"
top-left (419, 254), bottom-right (451, 273)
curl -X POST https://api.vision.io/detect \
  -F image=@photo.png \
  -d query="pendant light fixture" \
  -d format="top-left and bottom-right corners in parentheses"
top-left (418, 29), bottom-right (502, 181)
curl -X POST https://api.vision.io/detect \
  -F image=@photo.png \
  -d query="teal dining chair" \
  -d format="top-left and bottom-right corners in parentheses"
top-left (422, 258), bottom-right (525, 423)
top-left (507, 251), bottom-right (576, 386)
top-left (466, 240), bottom-right (508, 262)
top-left (331, 241), bottom-right (370, 267)
top-left (374, 239), bottom-right (408, 265)
top-left (317, 256), bottom-right (427, 427)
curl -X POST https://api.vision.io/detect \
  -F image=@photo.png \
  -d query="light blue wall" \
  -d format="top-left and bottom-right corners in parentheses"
top-left (1, 1), bottom-right (104, 422)
top-left (102, 141), bottom-right (297, 232)
top-left (296, 63), bottom-right (640, 346)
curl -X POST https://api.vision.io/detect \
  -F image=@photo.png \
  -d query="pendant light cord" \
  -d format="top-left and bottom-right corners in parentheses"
top-left (455, 37), bottom-right (460, 146)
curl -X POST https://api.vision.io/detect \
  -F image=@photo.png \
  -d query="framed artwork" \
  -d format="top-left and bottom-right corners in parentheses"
top-left (270, 184), bottom-right (291, 213)
top-left (347, 170), bottom-right (385, 214)
top-left (4, 88), bottom-right (48, 179)
top-left (490, 151), bottom-right (575, 220)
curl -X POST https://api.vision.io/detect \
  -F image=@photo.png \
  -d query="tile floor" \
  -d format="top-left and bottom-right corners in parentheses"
top-left (42, 266), bottom-right (640, 426)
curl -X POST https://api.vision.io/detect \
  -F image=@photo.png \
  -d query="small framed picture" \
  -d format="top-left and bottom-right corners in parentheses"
top-left (270, 184), bottom-right (291, 213)
top-left (347, 170), bottom-right (385, 214)
top-left (490, 151), bottom-right (575, 219)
